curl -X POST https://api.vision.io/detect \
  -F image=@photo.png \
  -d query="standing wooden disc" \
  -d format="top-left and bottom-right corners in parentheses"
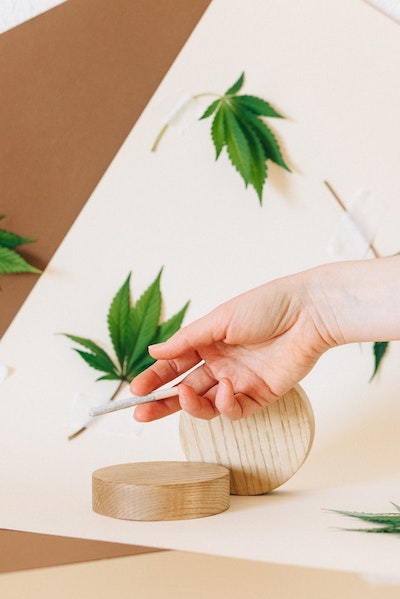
top-left (92, 461), bottom-right (230, 521)
top-left (179, 385), bottom-right (314, 495)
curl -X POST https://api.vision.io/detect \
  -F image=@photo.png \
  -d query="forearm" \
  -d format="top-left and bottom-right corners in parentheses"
top-left (306, 256), bottom-right (400, 346)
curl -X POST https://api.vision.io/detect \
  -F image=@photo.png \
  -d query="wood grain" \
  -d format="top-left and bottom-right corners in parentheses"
top-left (92, 461), bottom-right (230, 521)
top-left (179, 386), bottom-right (314, 495)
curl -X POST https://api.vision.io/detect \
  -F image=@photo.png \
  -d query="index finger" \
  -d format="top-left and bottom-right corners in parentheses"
top-left (129, 351), bottom-right (201, 397)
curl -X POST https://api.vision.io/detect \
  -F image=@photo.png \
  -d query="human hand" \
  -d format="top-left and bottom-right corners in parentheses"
top-left (131, 256), bottom-right (400, 422)
top-left (130, 266), bottom-right (340, 422)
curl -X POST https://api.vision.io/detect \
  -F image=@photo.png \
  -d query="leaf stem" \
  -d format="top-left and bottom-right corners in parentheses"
top-left (67, 379), bottom-right (127, 441)
top-left (192, 92), bottom-right (220, 100)
top-left (67, 426), bottom-right (87, 442)
top-left (109, 379), bottom-right (127, 402)
top-left (151, 123), bottom-right (169, 152)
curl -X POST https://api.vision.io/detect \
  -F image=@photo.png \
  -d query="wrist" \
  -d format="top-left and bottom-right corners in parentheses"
top-left (308, 256), bottom-right (400, 346)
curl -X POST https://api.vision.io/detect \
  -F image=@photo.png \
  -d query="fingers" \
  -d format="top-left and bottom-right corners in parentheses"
top-left (133, 363), bottom-right (222, 422)
top-left (130, 305), bottom-right (229, 398)
top-left (133, 382), bottom-right (219, 422)
top-left (214, 378), bottom-right (244, 419)
top-left (134, 395), bottom-right (181, 422)
top-left (178, 384), bottom-right (220, 419)
top-left (129, 351), bottom-right (200, 396)
top-left (214, 378), bottom-right (268, 420)
top-left (177, 377), bottom-right (276, 421)
top-left (148, 309), bottom-right (226, 359)
top-left (134, 378), bottom-right (259, 423)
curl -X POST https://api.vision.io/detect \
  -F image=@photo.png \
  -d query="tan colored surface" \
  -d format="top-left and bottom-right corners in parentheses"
top-left (0, 529), bottom-right (162, 574)
top-left (0, 0), bottom-right (210, 569)
top-left (0, 0), bottom-right (211, 336)
top-left (180, 386), bottom-right (314, 495)
top-left (92, 462), bottom-right (230, 521)
top-left (1, 550), bottom-right (399, 599)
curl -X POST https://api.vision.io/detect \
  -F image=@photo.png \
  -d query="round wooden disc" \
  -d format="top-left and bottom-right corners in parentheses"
top-left (179, 385), bottom-right (314, 496)
top-left (92, 461), bottom-right (230, 521)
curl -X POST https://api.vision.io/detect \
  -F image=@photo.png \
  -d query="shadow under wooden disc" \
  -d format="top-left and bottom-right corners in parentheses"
top-left (179, 385), bottom-right (314, 495)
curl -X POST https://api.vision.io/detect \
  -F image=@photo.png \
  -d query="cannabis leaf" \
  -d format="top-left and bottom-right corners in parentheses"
top-left (328, 502), bottom-right (400, 533)
top-left (0, 215), bottom-right (41, 274)
top-left (63, 269), bottom-right (189, 439)
top-left (370, 341), bottom-right (389, 381)
top-left (152, 72), bottom-right (290, 205)
top-left (199, 72), bottom-right (290, 204)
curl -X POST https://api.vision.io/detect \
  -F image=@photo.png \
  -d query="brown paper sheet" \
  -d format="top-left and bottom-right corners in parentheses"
top-left (0, 530), bottom-right (163, 574)
top-left (0, 0), bottom-right (210, 337)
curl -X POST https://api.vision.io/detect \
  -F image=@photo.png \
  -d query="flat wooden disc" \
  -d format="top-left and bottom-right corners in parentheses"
top-left (92, 461), bottom-right (230, 521)
top-left (179, 385), bottom-right (314, 495)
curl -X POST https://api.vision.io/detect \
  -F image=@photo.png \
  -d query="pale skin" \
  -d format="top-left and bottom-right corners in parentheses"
top-left (130, 256), bottom-right (400, 422)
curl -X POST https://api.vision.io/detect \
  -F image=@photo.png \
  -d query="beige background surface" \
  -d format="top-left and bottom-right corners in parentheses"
top-left (2, 550), bottom-right (400, 599)
top-left (1, 0), bottom-right (400, 581)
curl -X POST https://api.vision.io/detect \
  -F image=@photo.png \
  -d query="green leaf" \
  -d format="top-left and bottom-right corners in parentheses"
top-left (0, 246), bottom-right (41, 274)
top-left (223, 106), bottom-right (251, 186)
top-left (126, 269), bottom-right (163, 372)
top-left (62, 334), bottom-right (114, 360)
top-left (235, 113), bottom-right (267, 203)
top-left (232, 95), bottom-right (283, 119)
top-left (355, 526), bottom-right (400, 533)
top-left (155, 301), bottom-right (190, 345)
top-left (205, 73), bottom-right (290, 200)
top-left (370, 341), bottom-right (389, 380)
top-left (126, 354), bottom-right (156, 382)
top-left (225, 72), bottom-right (245, 96)
top-left (64, 269), bottom-right (189, 399)
top-left (200, 99), bottom-right (221, 120)
top-left (96, 373), bottom-right (123, 382)
top-left (107, 273), bottom-right (131, 370)
top-left (211, 107), bottom-right (226, 159)
top-left (332, 509), bottom-right (400, 525)
top-left (126, 301), bottom-right (190, 381)
top-left (241, 107), bottom-right (291, 171)
top-left (73, 349), bottom-right (119, 377)
top-left (328, 505), bottom-right (400, 533)
top-left (62, 334), bottom-right (119, 376)
top-left (248, 135), bottom-right (267, 203)
top-left (153, 71), bottom-right (291, 202)
top-left (0, 217), bottom-right (40, 274)
top-left (0, 229), bottom-right (35, 248)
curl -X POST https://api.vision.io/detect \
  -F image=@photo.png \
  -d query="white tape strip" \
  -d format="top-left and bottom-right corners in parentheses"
top-left (0, 363), bottom-right (9, 383)
top-left (67, 391), bottom-right (143, 438)
top-left (67, 392), bottom-right (95, 435)
top-left (347, 189), bottom-right (382, 245)
top-left (328, 212), bottom-right (371, 259)
top-left (161, 94), bottom-right (207, 133)
top-left (328, 189), bottom-right (381, 259)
